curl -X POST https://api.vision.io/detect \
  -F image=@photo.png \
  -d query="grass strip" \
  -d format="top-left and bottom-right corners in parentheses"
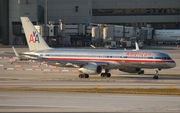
top-left (0, 88), bottom-right (180, 95)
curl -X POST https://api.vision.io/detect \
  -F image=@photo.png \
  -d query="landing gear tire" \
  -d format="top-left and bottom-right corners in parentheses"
top-left (79, 74), bottom-right (84, 78)
top-left (101, 73), bottom-right (106, 77)
top-left (107, 73), bottom-right (111, 77)
top-left (101, 73), bottom-right (111, 77)
top-left (100, 69), bottom-right (111, 78)
top-left (84, 74), bottom-right (89, 78)
top-left (79, 74), bottom-right (89, 78)
top-left (153, 75), bottom-right (158, 79)
top-left (153, 70), bottom-right (159, 79)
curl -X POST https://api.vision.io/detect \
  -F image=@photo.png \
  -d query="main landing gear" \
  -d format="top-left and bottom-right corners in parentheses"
top-left (101, 69), bottom-right (111, 77)
top-left (78, 70), bottom-right (111, 78)
top-left (79, 74), bottom-right (89, 78)
top-left (153, 69), bottom-right (160, 79)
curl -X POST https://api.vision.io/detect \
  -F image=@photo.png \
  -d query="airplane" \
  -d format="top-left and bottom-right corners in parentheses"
top-left (20, 17), bottom-right (176, 79)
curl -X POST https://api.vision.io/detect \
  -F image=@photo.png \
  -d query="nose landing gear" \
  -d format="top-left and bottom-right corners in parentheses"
top-left (153, 69), bottom-right (160, 79)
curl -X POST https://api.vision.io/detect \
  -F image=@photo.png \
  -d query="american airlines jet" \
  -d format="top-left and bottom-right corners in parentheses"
top-left (20, 17), bottom-right (176, 79)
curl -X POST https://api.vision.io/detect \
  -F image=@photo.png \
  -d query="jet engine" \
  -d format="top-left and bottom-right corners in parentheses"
top-left (78, 63), bottom-right (102, 75)
top-left (119, 68), bottom-right (144, 74)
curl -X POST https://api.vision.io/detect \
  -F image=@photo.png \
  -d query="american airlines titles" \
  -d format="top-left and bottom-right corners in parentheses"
top-left (126, 52), bottom-right (151, 57)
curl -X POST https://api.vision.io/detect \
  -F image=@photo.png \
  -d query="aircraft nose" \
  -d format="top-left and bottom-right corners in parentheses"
top-left (170, 60), bottom-right (176, 68)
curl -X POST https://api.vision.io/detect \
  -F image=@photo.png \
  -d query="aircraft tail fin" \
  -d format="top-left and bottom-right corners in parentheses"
top-left (12, 46), bottom-right (19, 57)
top-left (135, 41), bottom-right (139, 50)
top-left (90, 45), bottom-right (96, 49)
top-left (20, 17), bottom-right (51, 51)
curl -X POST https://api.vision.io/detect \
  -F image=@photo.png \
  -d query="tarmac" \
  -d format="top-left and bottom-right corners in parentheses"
top-left (0, 91), bottom-right (180, 112)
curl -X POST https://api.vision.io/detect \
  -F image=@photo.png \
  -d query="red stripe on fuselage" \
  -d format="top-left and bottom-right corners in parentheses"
top-left (42, 57), bottom-right (175, 63)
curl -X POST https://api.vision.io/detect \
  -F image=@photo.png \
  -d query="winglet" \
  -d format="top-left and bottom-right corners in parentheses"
top-left (12, 46), bottom-right (19, 57)
top-left (20, 17), bottom-right (51, 51)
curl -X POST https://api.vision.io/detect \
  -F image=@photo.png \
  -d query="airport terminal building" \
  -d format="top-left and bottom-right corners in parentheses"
top-left (0, 0), bottom-right (180, 45)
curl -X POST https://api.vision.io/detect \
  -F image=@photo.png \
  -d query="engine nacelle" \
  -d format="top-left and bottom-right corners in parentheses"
top-left (119, 68), bottom-right (144, 74)
top-left (78, 63), bottom-right (102, 75)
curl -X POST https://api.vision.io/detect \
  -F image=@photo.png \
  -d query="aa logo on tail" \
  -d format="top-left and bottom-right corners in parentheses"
top-left (29, 31), bottom-right (40, 43)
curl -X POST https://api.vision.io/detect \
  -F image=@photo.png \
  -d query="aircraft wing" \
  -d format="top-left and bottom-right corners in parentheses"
top-left (44, 60), bottom-right (108, 68)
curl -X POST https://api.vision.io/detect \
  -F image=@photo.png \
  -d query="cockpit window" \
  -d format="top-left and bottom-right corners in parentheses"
top-left (162, 57), bottom-right (171, 60)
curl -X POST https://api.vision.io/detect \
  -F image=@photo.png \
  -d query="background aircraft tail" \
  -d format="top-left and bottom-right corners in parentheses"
top-left (20, 17), bottom-right (51, 51)
top-left (135, 42), bottom-right (139, 50)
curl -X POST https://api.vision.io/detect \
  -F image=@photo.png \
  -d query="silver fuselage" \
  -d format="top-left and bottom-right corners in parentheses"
top-left (23, 48), bottom-right (176, 70)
